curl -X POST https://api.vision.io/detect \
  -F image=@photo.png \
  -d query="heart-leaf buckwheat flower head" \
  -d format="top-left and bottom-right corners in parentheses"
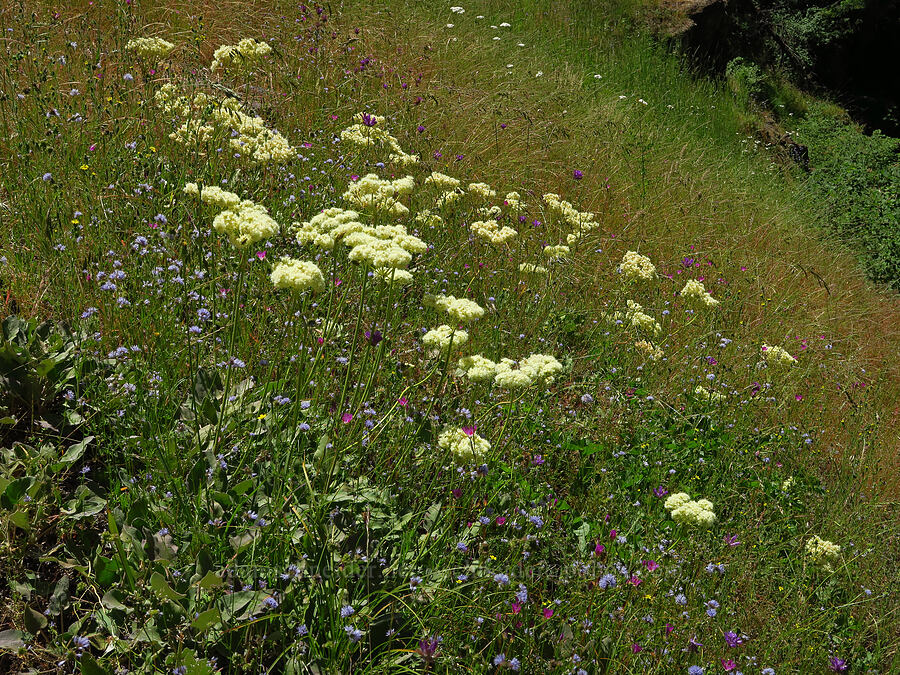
top-left (126, 37), bottom-right (175, 60)
top-left (519, 263), bottom-right (548, 275)
top-left (424, 172), bottom-right (461, 189)
top-left (664, 492), bottom-right (716, 528)
top-left (270, 258), bottom-right (325, 294)
top-left (456, 355), bottom-right (500, 382)
top-left (374, 267), bottom-right (414, 286)
top-left (681, 278), bottom-right (720, 307)
top-left (761, 344), bottom-right (797, 367)
top-left (426, 294), bottom-right (485, 323)
top-left (471, 220), bottom-right (518, 245)
top-left (543, 244), bottom-right (570, 259)
top-left (806, 535), bottom-right (841, 571)
top-left (342, 174), bottom-right (414, 216)
top-left (212, 200), bottom-right (279, 248)
top-left (211, 38), bottom-right (272, 73)
top-left (694, 385), bottom-right (727, 403)
top-left (467, 182), bottom-right (497, 199)
top-left (422, 325), bottom-right (469, 355)
top-left (634, 340), bottom-right (664, 360)
top-left (619, 250), bottom-right (657, 281)
top-left (438, 427), bottom-right (491, 465)
top-left (184, 182), bottom-right (241, 210)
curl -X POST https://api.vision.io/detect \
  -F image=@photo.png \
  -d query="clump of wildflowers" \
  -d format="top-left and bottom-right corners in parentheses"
top-left (456, 355), bottom-right (500, 382)
top-left (664, 492), bottom-right (716, 528)
top-left (184, 183), bottom-right (241, 209)
top-left (681, 279), bottom-right (720, 307)
top-left (422, 325), bottom-right (469, 355)
top-left (211, 38), bottom-right (272, 73)
top-left (212, 200), bottom-right (279, 247)
top-left (471, 219), bottom-right (518, 244)
top-left (426, 294), bottom-right (485, 323)
top-left (270, 259), bottom-right (325, 294)
top-left (806, 535), bottom-right (841, 571)
top-left (694, 385), bottom-right (726, 403)
top-left (342, 174), bottom-right (415, 216)
top-left (424, 172), bottom-right (460, 189)
top-left (519, 263), bottom-right (548, 275)
top-left (467, 182), bottom-right (497, 199)
top-left (761, 344), bottom-right (797, 367)
top-left (126, 37), bottom-right (175, 60)
top-left (438, 427), bottom-right (490, 464)
top-left (619, 251), bottom-right (657, 281)
top-left (634, 340), bottom-right (664, 360)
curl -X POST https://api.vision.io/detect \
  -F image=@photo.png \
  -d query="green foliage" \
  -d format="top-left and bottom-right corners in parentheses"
top-left (725, 57), bottom-right (766, 108)
top-left (796, 108), bottom-right (900, 287)
top-left (0, 316), bottom-right (91, 431)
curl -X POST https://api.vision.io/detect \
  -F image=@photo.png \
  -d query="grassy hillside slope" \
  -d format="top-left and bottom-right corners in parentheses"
top-left (0, 0), bottom-right (897, 672)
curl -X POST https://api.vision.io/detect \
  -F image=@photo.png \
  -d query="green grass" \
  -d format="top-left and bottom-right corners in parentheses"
top-left (0, 0), bottom-right (897, 673)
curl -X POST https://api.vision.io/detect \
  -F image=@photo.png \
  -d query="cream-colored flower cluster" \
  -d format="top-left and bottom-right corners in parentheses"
top-left (415, 210), bottom-right (444, 228)
top-left (664, 493), bottom-right (716, 528)
top-left (342, 174), bottom-right (415, 216)
top-left (426, 294), bottom-right (485, 324)
top-left (471, 219), bottom-right (517, 245)
top-left (211, 38), bottom-right (272, 73)
top-left (155, 85), bottom-right (294, 165)
top-left (374, 267), bottom-right (414, 286)
top-left (294, 207), bottom-right (366, 250)
top-left (183, 183), bottom-right (241, 210)
top-left (694, 385), bottom-right (727, 403)
top-left (805, 535), bottom-right (841, 571)
top-left (606, 300), bottom-right (661, 335)
top-left (295, 207), bottom-right (427, 272)
top-left (456, 353), bottom-right (563, 389)
top-left (422, 325), bottom-right (469, 355)
top-left (438, 427), bottom-right (491, 465)
top-left (619, 251), bottom-right (657, 281)
top-left (543, 245), bottom-right (570, 259)
top-left (270, 258), bottom-right (325, 294)
top-left (634, 340), bottom-right (664, 360)
top-left (519, 263), bottom-right (548, 275)
top-left (126, 37), bottom-right (175, 60)
top-left (542, 193), bottom-right (598, 244)
top-left (681, 279), bottom-right (719, 307)
top-left (212, 199), bottom-right (280, 247)
top-left (468, 182), bottom-right (497, 199)
top-left (435, 188), bottom-right (466, 206)
top-left (340, 113), bottom-right (418, 166)
top-left (504, 191), bottom-right (523, 210)
top-left (761, 344), bottom-right (797, 367)
top-left (424, 172), bottom-right (461, 189)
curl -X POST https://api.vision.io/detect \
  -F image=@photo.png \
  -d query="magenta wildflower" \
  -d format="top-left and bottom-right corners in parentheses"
top-left (341, 413), bottom-right (353, 424)
top-left (721, 659), bottom-right (737, 671)
top-left (828, 657), bottom-right (848, 672)
top-left (723, 534), bottom-right (741, 546)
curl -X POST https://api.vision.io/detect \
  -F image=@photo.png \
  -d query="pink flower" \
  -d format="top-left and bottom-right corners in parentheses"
top-left (609, 529), bottom-right (617, 539)
top-left (628, 576), bottom-right (642, 587)
top-left (256, 251), bottom-right (266, 260)
top-left (542, 608), bottom-right (554, 619)
top-left (397, 396), bottom-right (408, 407)
top-left (643, 560), bottom-right (659, 572)
top-left (795, 394), bottom-right (803, 401)
top-left (665, 623), bottom-right (675, 635)
top-left (632, 643), bottom-right (642, 653)
top-left (511, 601), bottom-right (522, 614)
top-left (461, 425), bottom-right (476, 436)
top-left (721, 659), bottom-right (737, 671)
top-left (593, 542), bottom-right (605, 556)
top-left (341, 413), bottom-right (353, 424)
top-left (495, 516), bottom-right (506, 526)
